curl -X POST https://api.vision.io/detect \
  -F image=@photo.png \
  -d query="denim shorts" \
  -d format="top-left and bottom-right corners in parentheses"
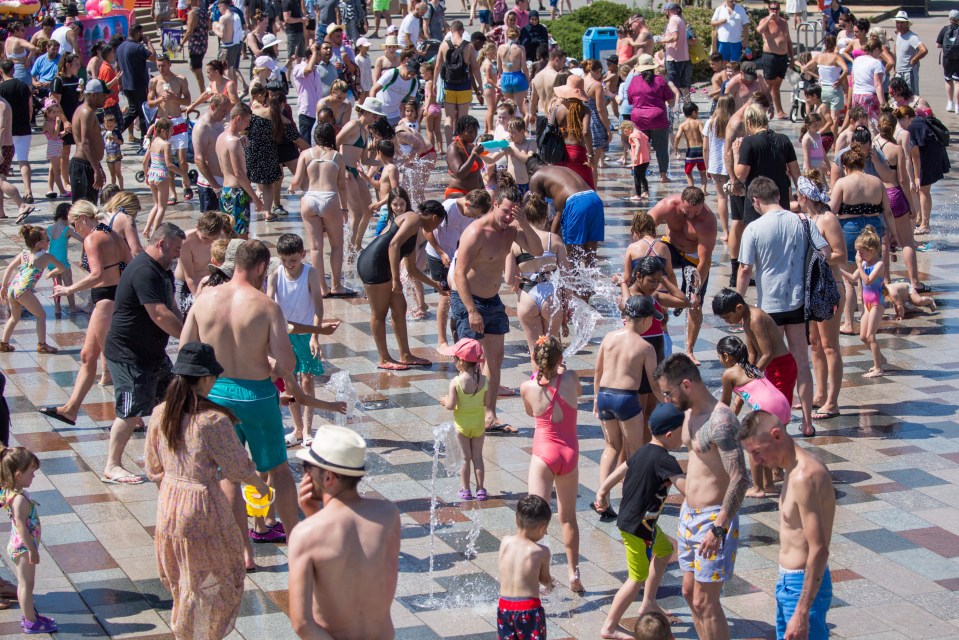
top-left (776, 566), bottom-right (832, 640)
top-left (840, 215), bottom-right (884, 263)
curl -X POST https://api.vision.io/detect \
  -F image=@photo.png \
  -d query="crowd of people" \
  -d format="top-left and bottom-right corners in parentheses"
top-left (0, 0), bottom-right (953, 638)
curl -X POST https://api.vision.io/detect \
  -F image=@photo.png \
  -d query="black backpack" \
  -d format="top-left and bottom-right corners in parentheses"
top-left (920, 114), bottom-right (951, 147)
top-left (443, 41), bottom-right (469, 85)
top-left (535, 115), bottom-right (567, 165)
top-left (802, 216), bottom-right (840, 323)
top-left (942, 24), bottom-right (959, 59)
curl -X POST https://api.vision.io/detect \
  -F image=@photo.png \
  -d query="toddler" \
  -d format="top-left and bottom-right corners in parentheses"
top-left (102, 112), bottom-right (124, 189)
top-left (1, 225), bottom-right (67, 353)
top-left (439, 338), bottom-right (489, 501)
top-left (842, 226), bottom-right (885, 378)
top-left (47, 203), bottom-right (82, 316)
top-left (41, 98), bottom-right (68, 199)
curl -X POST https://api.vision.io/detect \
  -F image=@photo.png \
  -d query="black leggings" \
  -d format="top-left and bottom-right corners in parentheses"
top-left (0, 372), bottom-right (9, 446)
top-left (633, 163), bottom-right (650, 196)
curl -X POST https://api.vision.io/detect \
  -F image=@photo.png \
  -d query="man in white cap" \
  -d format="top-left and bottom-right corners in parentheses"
top-left (937, 9), bottom-right (959, 112)
top-left (289, 425), bottom-right (401, 640)
top-left (325, 23), bottom-right (358, 84)
top-left (894, 11), bottom-right (927, 98)
top-left (71, 78), bottom-right (109, 203)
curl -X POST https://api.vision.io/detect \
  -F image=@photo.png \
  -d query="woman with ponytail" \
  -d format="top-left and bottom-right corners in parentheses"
top-left (717, 336), bottom-right (790, 497)
top-left (520, 335), bottom-right (584, 592)
top-left (145, 342), bottom-right (269, 633)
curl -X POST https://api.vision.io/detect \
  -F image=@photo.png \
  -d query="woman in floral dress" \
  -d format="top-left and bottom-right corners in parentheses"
top-left (144, 343), bottom-right (269, 640)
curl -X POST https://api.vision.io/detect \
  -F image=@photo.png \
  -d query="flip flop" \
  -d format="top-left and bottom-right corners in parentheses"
top-left (399, 357), bottom-right (432, 367)
top-left (245, 565), bottom-right (257, 573)
top-left (38, 407), bottom-right (76, 426)
top-left (497, 386), bottom-right (517, 397)
top-left (800, 426), bottom-right (817, 438)
top-left (591, 503), bottom-right (618, 520)
top-left (377, 362), bottom-right (410, 371)
top-left (485, 423), bottom-right (518, 434)
top-left (323, 289), bottom-right (359, 298)
top-left (15, 207), bottom-right (35, 224)
top-left (101, 475), bottom-right (146, 485)
top-left (913, 282), bottom-right (931, 293)
top-left (812, 411), bottom-right (840, 420)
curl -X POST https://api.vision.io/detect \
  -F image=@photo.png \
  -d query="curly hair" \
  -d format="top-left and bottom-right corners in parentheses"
top-left (533, 335), bottom-right (563, 385)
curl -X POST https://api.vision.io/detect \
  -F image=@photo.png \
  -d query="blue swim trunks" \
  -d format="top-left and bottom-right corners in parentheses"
top-left (717, 40), bottom-right (742, 62)
top-left (208, 376), bottom-right (285, 473)
top-left (561, 190), bottom-right (605, 246)
top-left (776, 566), bottom-right (832, 640)
top-left (500, 70), bottom-right (529, 94)
top-left (596, 387), bottom-right (643, 421)
top-left (450, 292), bottom-right (510, 340)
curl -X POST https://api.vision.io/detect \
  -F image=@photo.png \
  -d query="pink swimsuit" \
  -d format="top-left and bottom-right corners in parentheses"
top-left (532, 373), bottom-right (579, 476)
top-left (734, 376), bottom-right (791, 425)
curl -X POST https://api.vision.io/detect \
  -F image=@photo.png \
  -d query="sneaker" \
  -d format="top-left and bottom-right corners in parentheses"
top-left (249, 527), bottom-right (286, 543)
top-left (270, 521), bottom-right (286, 535)
top-left (948, 101), bottom-right (955, 113)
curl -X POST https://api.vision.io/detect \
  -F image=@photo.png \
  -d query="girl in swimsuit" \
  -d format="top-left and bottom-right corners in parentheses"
top-left (801, 112), bottom-right (827, 175)
top-left (621, 211), bottom-right (676, 294)
top-left (144, 118), bottom-right (174, 238)
top-left (506, 193), bottom-right (570, 368)
top-left (356, 190), bottom-right (447, 371)
top-left (0, 226), bottom-right (67, 354)
top-left (47, 204), bottom-right (83, 316)
top-left (480, 43), bottom-right (499, 134)
top-left (520, 335), bottom-right (585, 593)
top-left (290, 123), bottom-right (352, 298)
top-left (42, 202), bottom-right (132, 427)
top-left (336, 101), bottom-right (379, 252)
top-left (842, 226), bottom-right (886, 378)
top-left (438, 338), bottom-right (489, 501)
top-left (717, 336), bottom-right (790, 498)
top-left (394, 101), bottom-right (437, 206)
top-left (420, 63), bottom-right (444, 153)
top-left (186, 60), bottom-right (240, 111)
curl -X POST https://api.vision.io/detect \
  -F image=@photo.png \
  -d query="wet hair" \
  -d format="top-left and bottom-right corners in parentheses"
top-left (743, 103), bottom-right (769, 132)
top-left (387, 186), bottom-right (412, 221)
top-left (635, 255), bottom-right (665, 278)
top-left (653, 353), bottom-right (702, 385)
top-left (369, 117), bottom-right (396, 140)
top-left (230, 102), bottom-right (252, 120)
top-left (376, 139), bottom-right (396, 159)
top-left (888, 76), bottom-right (913, 100)
top-left (515, 494), bottom-right (551, 529)
top-left (854, 224), bottom-right (881, 254)
top-left (878, 112), bottom-right (897, 143)
top-left (533, 335), bottom-right (563, 386)
top-left (712, 95), bottom-right (736, 139)
top-left (634, 611), bottom-right (673, 640)
top-left (848, 105), bottom-right (868, 123)
top-left (314, 122), bottom-right (336, 148)
top-left (317, 106), bottom-right (336, 123)
top-left (197, 211), bottom-right (229, 237)
top-left (277, 233), bottom-right (305, 256)
top-left (711, 287), bottom-right (746, 317)
top-left (630, 211), bottom-right (657, 239)
top-left (747, 176), bottom-right (780, 205)
top-left (494, 185), bottom-right (522, 206)
top-left (418, 199), bottom-right (447, 223)
top-left (801, 112), bottom-right (824, 139)
top-left (465, 189), bottom-right (492, 212)
top-left (738, 409), bottom-right (779, 442)
top-left (154, 117), bottom-right (172, 135)
top-left (523, 193), bottom-right (548, 225)
top-left (496, 170), bottom-right (517, 190)
top-left (455, 115), bottom-right (480, 136)
top-left (823, 34), bottom-right (837, 51)
top-left (235, 239), bottom-right (271, 271)
top-left (717, 336), bottom-right (763, 379)
top-left (851, 126), bottom-right (872, 147)
top-left (507, 116), bottom-right (526, 133)
top-left (682, 101), bottom-right (699, 118)
top-left (709, 52), bottom-right (723, 63)
top-left (749, 90), bottom-right (771, 110)
top-left (549, 46), bottom-right (565, 61)
top-left (207, 59), bottom-right (227, 74)
top-left (53, 202), bottom-right (71, 222)
top-left (841, 142), bottom-right (867, 171)
top-left (157, 375), bottom-right (236, 452)
top-left (0, 446), bottom-right (39, 491)
top-left (19, 224), bottom-right (46, 250)
top-left (681, 187), bottom-right (705, 205)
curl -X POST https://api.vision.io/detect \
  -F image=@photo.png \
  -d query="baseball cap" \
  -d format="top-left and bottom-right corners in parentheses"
top-left (663, 2), bottom-right (679, 11)
top-left (528, 9), bottom-right (539, 18)
top-left (84, 79), bottom-right (108, 94)
top-left (741, 61), bottom-right (758, 80)
top-left (951, 9), bottom-right (959, 20)
top-left (624, 295), bottom-right (664, 321)
top-left (356, 37), bottom-right (371, 48)
top-left (606, 54), bottom-right (619, 64)
top-left (894, 10), bottom-right (910, 22)
top-left (451, 338), bottom-right (483, 363)
top-left (649, 403), bottom-right (685, 436)
top-left (386, 24), bottom-right (399, 34)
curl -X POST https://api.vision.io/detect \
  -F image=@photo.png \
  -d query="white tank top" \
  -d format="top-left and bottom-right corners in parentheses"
top-left (51, 25), bottom-right (73, 53)
top-left (275, 264), bottom-right (315, 325)
top-left (818, 64), bottom-right (842, 86)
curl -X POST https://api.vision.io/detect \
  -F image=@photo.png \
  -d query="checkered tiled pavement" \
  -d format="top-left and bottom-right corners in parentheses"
top-left (1, 59), bottom-right (959, 640)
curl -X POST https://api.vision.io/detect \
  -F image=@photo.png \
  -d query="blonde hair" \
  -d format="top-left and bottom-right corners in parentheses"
top-left (210, 238), bottom-right (231, 265)
top-left (0, 446), bottom-right (39, 491)
top-left (854, 224), bottom-right (881, 254)
top-left (103, 192), bottom-right (142, 219)
top-left (68, 200), bottom-right (104, 224)
top-left (743, 103), bottom-right (769, 133)
top-left (331, 79), bottom-right (348, 95)
top-left (620, 120), bottom-right (635, 135)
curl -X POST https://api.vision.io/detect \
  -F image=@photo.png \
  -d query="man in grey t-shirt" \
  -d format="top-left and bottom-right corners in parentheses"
top-left (894, 11), bottom-right (927, 96)
top-left (736, 177), bottom-right (830, 436)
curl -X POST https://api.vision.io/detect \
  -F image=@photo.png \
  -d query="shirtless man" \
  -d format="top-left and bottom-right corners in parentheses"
top-left (181, 240), bottom-right (301, 570)
top-left (654, 354), bottom-right (749, 640)
top-left (216, 102), bottom-right (264, 238)
top-left (757, 2), bottom-right (794, 120)
top-left (724, 61), bottom-right (771, 110)
top-left (739, 410), bottom-right (835, 640)
top-left (445, 115), bottom-right (485, 199)
top-left (619, 15), bottom-right (653, 67)
top-left (71, 79), bottom-right (108, 204)
top-left (192, 94), bottom-right (230, 213)
top-left (452, 184), bottom-right (542, 432)
top-left (0, 97), bottom-right (33, 222)
top-left (289, 426), bottom-right (401, 640)
top-left (527, 156), bottom-right (605, 266)
top-left (528, 46), bottom-right (564, 127)
top-left (436, 21), bottom-right (483, 142)
top-left (174, 211), bottom-right (230, 316)
top-left (648, 187), bottom-right (717, 364)
top-left (148, 53), bottom-right (193, 200)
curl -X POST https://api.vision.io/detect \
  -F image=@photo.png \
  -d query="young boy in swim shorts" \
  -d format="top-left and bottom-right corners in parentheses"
top-left (496, 495), bottom-right (553, 640)
top-left (594, 402), bottom-right (686, 640)
top-left (674, 102), bottom-right (707, 191)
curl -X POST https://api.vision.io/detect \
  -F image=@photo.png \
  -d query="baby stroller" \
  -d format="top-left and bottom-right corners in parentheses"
top-left (788, 57), bottom-right (815, 123)
top-left (415, 39), bottom-right (442, 65)
top-left (134, 103), bottom-right (199, 184)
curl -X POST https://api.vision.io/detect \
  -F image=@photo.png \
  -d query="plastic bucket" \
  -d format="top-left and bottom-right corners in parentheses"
top-left (242, 485), bottom-right (274, 517)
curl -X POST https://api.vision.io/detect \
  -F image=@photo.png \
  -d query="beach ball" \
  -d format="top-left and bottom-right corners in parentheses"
top-left (99, 0), bottom-right (112, 13)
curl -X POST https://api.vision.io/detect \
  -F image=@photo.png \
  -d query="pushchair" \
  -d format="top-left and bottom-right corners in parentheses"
top-left (134, 102), bottom-right (199, 184)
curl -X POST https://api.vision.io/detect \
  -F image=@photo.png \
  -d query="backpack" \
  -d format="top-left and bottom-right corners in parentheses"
top-left (921, 114), bottom-right (951, 147)
top-left (942, 24), bottom-right (959, 59)
top-left (801, 216), bottom-right (840, 323)
top-left (492, 0), bottom-right (507, 25)
top-left (381, 68), bottom-right (419, 104)
top-left (535, 114), bottom-right (568, 165)
top-left (443, 41), bottom-right (469, 85)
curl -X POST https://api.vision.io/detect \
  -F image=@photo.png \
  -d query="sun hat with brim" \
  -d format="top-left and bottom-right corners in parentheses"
top-left (295, 425), bottom-right (367, 477)
top-left (209, 238), bottom-right (244, 278)
top-left (357, 96), bottom-right (386, 117)
top-left (172, 342), bottom-right (224, 377)
top-left (633, 54), bottom-right (657, 72)
top-left (894, 10), bottom-right (910, 22)
top-left (554, 74), bottom-right (588, 101)
top-left (384, 35), bottom-right (399, 47)
top-left (261, 33), bottom-right (280, 49)
top-left (327, 23), bottom-right (345, 34)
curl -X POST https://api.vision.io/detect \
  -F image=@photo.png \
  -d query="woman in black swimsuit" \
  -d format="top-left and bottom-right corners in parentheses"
top-left (40, 201), bottom-right (131, 426)
top-left (357, 189), bottom-right (447, 370)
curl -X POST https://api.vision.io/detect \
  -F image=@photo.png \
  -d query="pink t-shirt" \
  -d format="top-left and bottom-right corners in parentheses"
top-left (664, 15), bottom-right (689, 62)
top-left (628, 130), bottom-right (650, 166)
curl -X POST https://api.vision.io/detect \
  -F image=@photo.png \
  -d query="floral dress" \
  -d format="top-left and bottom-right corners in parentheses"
top-left (144, 405), bottom-right (256, 640)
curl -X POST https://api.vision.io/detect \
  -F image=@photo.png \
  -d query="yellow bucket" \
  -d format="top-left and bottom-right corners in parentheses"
top-left (242, 485), bottom-right (274, 517)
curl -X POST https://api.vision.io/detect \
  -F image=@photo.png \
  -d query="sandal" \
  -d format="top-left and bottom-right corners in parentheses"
top-left (264, 212), bottom-right (279, 222)
top-left (166, 198), bottom-right (178, 206)
top-left (21, 615), bottom-right (58, 634)
top-left (458, 488), bottom-right (473, 501)
top-left (183, 188), bottom-right (194, 201)
top-left (0, 342), bottom-right (13, 352)
top-left (284, 432), bottom-right (302, 448)
top-left (475, 488), bottom-right (488, 501)
top-left (36, 343), bottom-right (58, 354)
top-left (913, 282), bottom-right (931, 293)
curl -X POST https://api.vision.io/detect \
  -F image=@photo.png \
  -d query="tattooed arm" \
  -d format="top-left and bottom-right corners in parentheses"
top-left (696, 403), bottom-right (750, 529)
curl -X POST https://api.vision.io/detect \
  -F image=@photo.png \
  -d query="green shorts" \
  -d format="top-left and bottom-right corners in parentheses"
top-left (373, 0), bottom-right (389, 11)
top-left (622, 525), bottom-right (674, 583)
top-left (290, 333), bottom-right (325, 376)
top-left (208, 377), bottom-right (285, 473)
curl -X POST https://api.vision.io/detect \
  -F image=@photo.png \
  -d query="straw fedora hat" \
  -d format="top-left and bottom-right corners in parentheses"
top-left (295, 425), bottom-right (367, 477)
top-left (554, 74), bottom-right (588, 101)
top-left (633, 54), bottom-right (657, 72)
top-left (357, 96), bottom-right (386, 117)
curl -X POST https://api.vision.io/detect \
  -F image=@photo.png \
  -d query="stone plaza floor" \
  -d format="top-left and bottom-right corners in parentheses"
top-left (1, 16), bottom-right (959, 640)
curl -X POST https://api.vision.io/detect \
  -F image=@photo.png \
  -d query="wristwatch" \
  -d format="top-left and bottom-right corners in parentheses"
top-left (711, 524), bottom-right (728, 541)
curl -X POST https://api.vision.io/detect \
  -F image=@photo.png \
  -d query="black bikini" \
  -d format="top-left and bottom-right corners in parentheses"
top-left (80, 222), bottom-right (126, 304)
